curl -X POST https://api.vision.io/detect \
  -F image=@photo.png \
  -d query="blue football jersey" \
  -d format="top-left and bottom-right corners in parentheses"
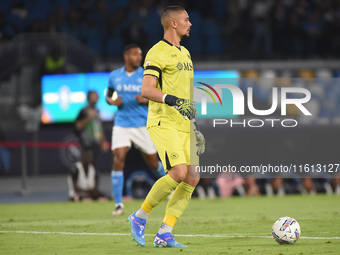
top-left (108, 66), bottom-right (148, 127)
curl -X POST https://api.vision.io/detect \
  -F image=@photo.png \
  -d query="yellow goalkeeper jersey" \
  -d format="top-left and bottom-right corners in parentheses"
top-left (143, 39), bottom-right (194, 132)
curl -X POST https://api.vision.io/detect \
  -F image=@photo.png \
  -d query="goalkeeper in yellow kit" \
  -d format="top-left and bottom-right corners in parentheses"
top-left (128, 5), bottom-right (205, 248)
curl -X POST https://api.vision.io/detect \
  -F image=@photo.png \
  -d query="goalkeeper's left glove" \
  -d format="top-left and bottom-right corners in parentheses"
top-left (163, 94), bottom-right (198, 120)
top-left (193, 119), bottom-right (205, 155)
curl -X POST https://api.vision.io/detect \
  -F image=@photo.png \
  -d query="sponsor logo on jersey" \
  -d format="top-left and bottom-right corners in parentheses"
top-left (116, 84), bottom-right (141, 92)
top-left (183, 62), bottom-right (193, 71)
top-left (176, 62), bottom-right (193, 71)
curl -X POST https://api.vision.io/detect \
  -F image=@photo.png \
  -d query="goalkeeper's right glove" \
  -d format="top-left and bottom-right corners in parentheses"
top-left (163, 94), bottom-right (198, 120)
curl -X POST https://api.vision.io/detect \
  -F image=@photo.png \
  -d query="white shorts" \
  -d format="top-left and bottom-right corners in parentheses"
top-left (111, 126), bottom-right (157, 155)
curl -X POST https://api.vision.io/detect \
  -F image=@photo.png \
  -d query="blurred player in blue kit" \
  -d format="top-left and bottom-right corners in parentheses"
top-left (106, 44), bottom-right (165, 216)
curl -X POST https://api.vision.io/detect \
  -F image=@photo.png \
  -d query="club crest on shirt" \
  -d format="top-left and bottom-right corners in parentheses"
top-left (176, 62), bottom-right (183, 70)
top-left (146, 61), bottom-right (151, 66)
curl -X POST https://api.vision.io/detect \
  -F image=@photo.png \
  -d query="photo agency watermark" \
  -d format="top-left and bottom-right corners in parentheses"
top-left (195, 82), bottom-right (312, 128)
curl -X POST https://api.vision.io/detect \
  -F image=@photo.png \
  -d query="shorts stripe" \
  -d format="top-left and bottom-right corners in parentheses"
top-left (165, 151), bottom-right (172, 170)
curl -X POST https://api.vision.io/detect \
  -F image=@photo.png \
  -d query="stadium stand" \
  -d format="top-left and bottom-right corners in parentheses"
top-left (1, 0), bottom-right (340, 60)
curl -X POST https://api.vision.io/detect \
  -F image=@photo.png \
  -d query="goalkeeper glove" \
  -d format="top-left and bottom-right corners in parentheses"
top-left (163, 94), bottom-right (198, 120)
top-left (193, 119), bottom-right (205, 156)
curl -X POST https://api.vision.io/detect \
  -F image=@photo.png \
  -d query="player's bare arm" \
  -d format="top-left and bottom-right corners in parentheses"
top-left (141, 74), bottom-right (165, 102)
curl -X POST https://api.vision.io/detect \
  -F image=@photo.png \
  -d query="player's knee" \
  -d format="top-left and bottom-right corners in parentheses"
top-left (113, 153), bottom-right (126, 170)
top-left (114, 155), bottom-right (125, 166)
top-left (113, 150), bottom-right (126, 163)
top-left (177, 171), bottom-right (187, 182)
top-left (168, 166), bottom-right (187, 182)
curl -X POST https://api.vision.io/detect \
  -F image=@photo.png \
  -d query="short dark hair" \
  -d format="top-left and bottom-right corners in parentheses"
top-left (123, 44), bottom-right (140, 55)
top-left (161, 5), bottom-right (186, 28)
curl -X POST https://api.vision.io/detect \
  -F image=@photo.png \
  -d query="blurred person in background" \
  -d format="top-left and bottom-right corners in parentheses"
top-left (106, 44), bottom-right (165, 216)
top-left (244, 177), bottom-right (261, 196)
top-left (195, 178), bottom-right (217, 199)
top-left (216, 173), bottom-right (246, 197)
top-left (75, 90), bottom-right (109, 166)
top-left (302, 178), bottom-right (316, 194)
top-left (67, 149), bottom-right (108, 202)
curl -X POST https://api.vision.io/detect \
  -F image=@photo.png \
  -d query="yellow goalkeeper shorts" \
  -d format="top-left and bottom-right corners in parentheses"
top-left (147, 124), bottom-right (199, 171)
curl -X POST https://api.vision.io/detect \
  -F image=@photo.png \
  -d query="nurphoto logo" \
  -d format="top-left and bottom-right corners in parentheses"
top-left (197, 83), bottom-right (312, 128)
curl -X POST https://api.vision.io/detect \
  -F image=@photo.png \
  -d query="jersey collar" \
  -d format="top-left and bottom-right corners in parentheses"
top-left (161, 39), bottom-right (181, 51)
top-left (123, 66), bottom-right (140, 76)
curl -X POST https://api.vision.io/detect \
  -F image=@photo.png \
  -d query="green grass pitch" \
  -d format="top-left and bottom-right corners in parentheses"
top-left (1, 195), bottom-right (339, 255)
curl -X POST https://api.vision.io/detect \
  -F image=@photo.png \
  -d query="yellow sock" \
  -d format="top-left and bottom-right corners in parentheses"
top-left (162, 213), bottom-right (178, 228)
top-left (165, 182), bottom-right (195, 225)
top-left (141, 174), bottom-right (179, 214)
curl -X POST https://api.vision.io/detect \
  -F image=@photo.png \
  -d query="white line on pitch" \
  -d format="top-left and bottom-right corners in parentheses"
top-left (0, 231), bottom-right (339, 240)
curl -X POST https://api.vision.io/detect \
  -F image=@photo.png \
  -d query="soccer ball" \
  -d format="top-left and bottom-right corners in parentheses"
top-left (272, 216), bottom-right (301, 244)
